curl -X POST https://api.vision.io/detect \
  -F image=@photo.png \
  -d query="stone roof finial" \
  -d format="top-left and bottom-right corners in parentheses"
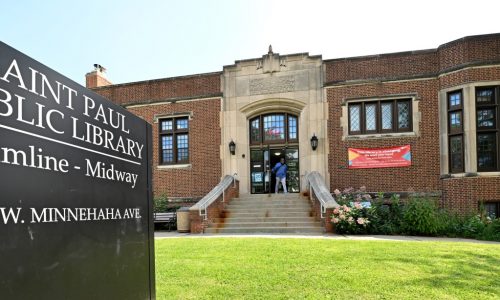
top-left (268, 45), bottom-right (273, 55)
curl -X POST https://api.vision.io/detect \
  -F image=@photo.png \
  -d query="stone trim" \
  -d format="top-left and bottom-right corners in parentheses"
top-left (439, 80), bottom-right (500, 176)
top-left (340, 95), bottom-right (421, 141)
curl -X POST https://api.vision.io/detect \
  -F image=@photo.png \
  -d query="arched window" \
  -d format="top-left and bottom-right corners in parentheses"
top-left (249, 113), bottom-right (298, 144)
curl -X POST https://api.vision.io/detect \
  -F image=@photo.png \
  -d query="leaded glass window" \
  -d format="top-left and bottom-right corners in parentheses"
top-left (349, 105), bottom-right (361, 133)
top-left (347, 99), bottom-right (412, 134)
top-left (365, 103), bottom-right (377, 132)
top-left (476, 86), bottom-right (499, 171)
top-left (477, 134), bottom-right (496, 169)
top-left (381, 102), bottom-right (393, 130)
top-left (449, 136), bottom-right (464, 173)
top-left (477, 109), bottom-right (495, 128)
top-left (397, 101), bottom-right (410, 130)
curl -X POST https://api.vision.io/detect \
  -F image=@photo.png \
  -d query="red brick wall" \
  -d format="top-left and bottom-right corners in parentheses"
top-left (327, 79), bottom-right (441, 193)
top-left (92, 72), bottom-right (221, 106)
top-left (325, 50), bottom-right (438, 83)
top-left (325, 33), bottom-right (500, 85)
top-left (441, 177), bottom-right (500, 215)
top-left (189, 181), bottom-right (239, 234)
top-left (438, 34), bottom-right (500, 71)
top-left (325, 34), bottom-right (500, 215)
top-left (127, 98), bottom-right (222, 199)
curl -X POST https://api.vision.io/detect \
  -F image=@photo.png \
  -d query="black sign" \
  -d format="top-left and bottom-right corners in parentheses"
top-left (0, 42), bottom-right (154, 299)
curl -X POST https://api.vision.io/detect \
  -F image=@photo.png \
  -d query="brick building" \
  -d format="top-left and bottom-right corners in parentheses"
top-left (87, 33), bottom-right (500, 217)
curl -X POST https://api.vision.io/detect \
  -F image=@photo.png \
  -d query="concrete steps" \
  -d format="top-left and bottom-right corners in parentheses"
top-left (204, 193), bottom-right (323, 235)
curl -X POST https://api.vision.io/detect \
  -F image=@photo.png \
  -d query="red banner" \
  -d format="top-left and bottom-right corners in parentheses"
top-left (348, 145), bottom-right (411, 169)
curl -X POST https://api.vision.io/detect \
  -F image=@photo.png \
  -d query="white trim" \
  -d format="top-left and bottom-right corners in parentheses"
top-left (439, 80), bottom-right (500, 175)
top-left (345, 132), bottom-right (417, 141)
top-left (154, 112), bottom-right (193, 123)
top-left (125, 97), bottom-right (221, 108)
top-left (157, 164), bottom-right (192, 170)
top-left (325, 77), bottom-right (435, 89)
top-left (438, 64), bottom-right (500, 78)
top-left (341, 96), bottom-right (420, 140)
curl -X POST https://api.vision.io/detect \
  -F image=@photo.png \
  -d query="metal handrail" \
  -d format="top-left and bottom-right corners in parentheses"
top-left (305, 171), bottom-right (339, 218)
top-left (189, 174), bottom-right (237, 220)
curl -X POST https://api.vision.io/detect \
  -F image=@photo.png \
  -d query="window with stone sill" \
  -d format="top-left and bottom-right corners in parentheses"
top-left (159, 117), bottom-right (189, 165)
top-left (348, 99), bottom-right (412, 135)
top-left (476, 86), bottom-right (499, 172)
top-left (448, 90), bottom-right (464, 173)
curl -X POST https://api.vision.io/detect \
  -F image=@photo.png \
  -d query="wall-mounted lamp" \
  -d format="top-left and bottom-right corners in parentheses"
top-left (229, 140), bottom-right (236, 155)
top-left (310, 134), bottom-right (318, 151)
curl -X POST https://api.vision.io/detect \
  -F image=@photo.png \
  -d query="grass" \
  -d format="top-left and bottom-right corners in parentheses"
top-left (155, 237), bottom-right (500, 299)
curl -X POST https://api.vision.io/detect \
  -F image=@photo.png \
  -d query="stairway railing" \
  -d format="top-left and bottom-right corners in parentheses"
top-left (190, 174), bottom-right (238, 220)
top-left (305, 171), bottom-right (339, 218)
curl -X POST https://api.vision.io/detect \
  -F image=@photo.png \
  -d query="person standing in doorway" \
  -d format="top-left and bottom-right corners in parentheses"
top-left (272, 157), bottom-right (288, 194)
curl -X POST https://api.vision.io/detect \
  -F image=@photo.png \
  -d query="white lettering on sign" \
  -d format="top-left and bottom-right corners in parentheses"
top-left (0, 58), bottom-right (144, 161)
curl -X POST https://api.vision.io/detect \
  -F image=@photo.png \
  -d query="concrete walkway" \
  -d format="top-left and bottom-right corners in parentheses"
top-left (154, 231), bottom-right (500, 244)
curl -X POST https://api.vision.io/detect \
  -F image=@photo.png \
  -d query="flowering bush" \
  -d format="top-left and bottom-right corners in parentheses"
top-left (331, 202), bottom-right (370, 234)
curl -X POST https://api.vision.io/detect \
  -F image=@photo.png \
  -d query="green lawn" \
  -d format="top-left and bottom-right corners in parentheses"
top-left (155, 237), bottom-right (500, 299)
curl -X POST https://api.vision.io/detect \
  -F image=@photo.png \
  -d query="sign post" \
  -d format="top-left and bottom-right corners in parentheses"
top-left (0, 42), bottom-right (154, 299)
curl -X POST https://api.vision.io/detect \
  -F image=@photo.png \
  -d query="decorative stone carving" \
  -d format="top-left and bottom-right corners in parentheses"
top-left (249, 75), bottom-right (295, 95)
top-left (255, 45), bottom-right (286, 73)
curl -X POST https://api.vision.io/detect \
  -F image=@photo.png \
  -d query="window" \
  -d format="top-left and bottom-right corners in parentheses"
top-left (159, 117), bottom-right (189, 164)
top-left (482, 201), bottom-right (500, 219)
top-left (476, 87), bottom-right (499, 172)
top-left (448, 90), bottom-right (464, 173)
top-left (249, 113), bottom-right (298, 144)
top-left (348, 99), bottom-right (412, 135)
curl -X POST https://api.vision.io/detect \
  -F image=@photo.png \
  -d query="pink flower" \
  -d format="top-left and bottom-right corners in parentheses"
top-left (334, 189), bottom-right (341, 196)
top-left (357, 218), bottom-right (365, 225)
top-left (333, 208), bottom-right (340, 215)
top-left (354, 202), bottom-right (362, 209)
top-left (348, 217), bottom-right (354, 223)
top-left (363, 194), bottom-right (372, 200)
top-left (332, 218), bottom-right (339, 224)
top-left (359, 186), bottom-right (367, 192)
top-left (339, 214), bottom-right (346, 220)
top-left (344, 206), bottom-right (351, 213)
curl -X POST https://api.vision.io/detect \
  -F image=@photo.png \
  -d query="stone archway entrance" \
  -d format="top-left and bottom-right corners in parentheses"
top-left (248, 112), bottom-right (300, 194)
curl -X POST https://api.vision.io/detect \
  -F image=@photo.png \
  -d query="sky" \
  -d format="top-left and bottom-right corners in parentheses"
top-left (2, 0), bottom-right (500, 86)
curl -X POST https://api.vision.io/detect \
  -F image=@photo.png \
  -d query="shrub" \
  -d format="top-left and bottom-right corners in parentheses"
top-left (154, 194), bottom-right (169, 213)
top-left (478, 218), bottom-right (500, 241)
top-left (402, 197), bottom-right (441, 236)
top-left (367, 194), bottom-right (404, 235)
top-left (331, 203), bottom-right (370, 234)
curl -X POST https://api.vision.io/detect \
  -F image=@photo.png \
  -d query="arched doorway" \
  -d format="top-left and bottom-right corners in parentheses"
top-left (249, 113), bottom-right (300, 194)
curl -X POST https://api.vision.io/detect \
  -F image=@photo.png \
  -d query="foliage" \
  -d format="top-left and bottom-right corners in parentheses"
top-left (477, 217), bottom-right (500, 241)
top-left (331, 203), bottom-right (370, 234)
top-left (402, 197), bottom-right (441, 236)
top-left (156, 238), bottom-right (500, 299)
top-left (331, 187), bottom-right (372, 234)
top-left (154, 194), bottom-right (172, 213)
top-left (330, 187), bottom-right (500, 241)
top-left (367, 194), bottom-right (404, 235)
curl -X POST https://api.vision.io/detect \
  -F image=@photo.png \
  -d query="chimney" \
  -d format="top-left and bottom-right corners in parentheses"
top-left (85, 64), bottom-right (112, 88)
